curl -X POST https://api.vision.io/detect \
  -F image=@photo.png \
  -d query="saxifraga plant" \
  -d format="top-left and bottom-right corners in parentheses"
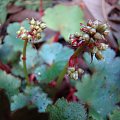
top-left (17, 19), bottom-right (109, 88)
top-left (56, 20), bottom-right (109, 88)
top-left (17, 18), bottom-right (46, 85)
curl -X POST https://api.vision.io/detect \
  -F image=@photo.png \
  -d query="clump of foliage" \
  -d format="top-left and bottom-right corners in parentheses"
top-left (0, 2), bottom-right (120, 120)
top-left (11, 86), bottom-right (52, 112)
top-left (0, 70), bottom-right (21, 97)
top-left (46, 98), bottom-right (87, 120)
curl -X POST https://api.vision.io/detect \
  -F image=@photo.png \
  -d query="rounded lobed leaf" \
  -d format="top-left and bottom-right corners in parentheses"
top-left (42, 4), bottom-right (84, 41)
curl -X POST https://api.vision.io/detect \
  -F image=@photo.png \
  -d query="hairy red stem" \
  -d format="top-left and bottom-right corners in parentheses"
top-left (39, 0), bottom-right (44, 17)
top-left (53, 32), bottom-right (60, 42)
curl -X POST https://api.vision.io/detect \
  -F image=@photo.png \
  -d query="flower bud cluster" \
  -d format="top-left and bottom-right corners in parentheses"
top-left (17, 18), bottom-right (46, 42)
top-left (90, 43), bottom-right (108, 60)
top-left (67, 67), bottom-right (84, 80)
top-left (67, 20), bottom-right (109, 80)
top-left (68, 20), bottom-right (109, 60)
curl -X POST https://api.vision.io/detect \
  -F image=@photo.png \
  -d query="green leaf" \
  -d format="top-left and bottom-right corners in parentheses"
top-left (19, 46), bottom-right (41, 70)
top-left (34, 61), bottom-right (66, 83)
top-left (117, 39), bottom-right (120, 50)
top-left (0, 6), bottom-right (7, 24)
top-left (0, 44), bottom-right (19, 64)
top-left (0, 70), bottom-right (21, 97)
top-left (7, 20), bottom-right (30, 36)
top-left (39, 43), bottom-right (63, 65)
top-left (83, 48), bottom-right (120, 92)
top-left (46, 98), bottom-right (87, 120)
top-left (11, 64), bottom-right (25, 78)
top-left (15, 0), bottom-right (52, 11)
top-left (76, 73), bottom-right (119, 119)
top-left (42, 4), bottom-right (84, 41)
top-left (109, 109), bottom-right (120, 120)
top-left (11, 46), bottom-right (42, 78)
top-left (11, 93), bottom-right (29, 111)
top-left (89, 108), bottom-right (103, 120)
top-left (14, 46), bottom-right (43, 78)
top-left (76, 48), bottom-right (120, 118)
top-left (15, 0), bottom-right (39, 11)
top-left (0, 0), bottom-right (9, 24)
top-left (11, 86), bottom-right (52, 112)
top-left (4, 20), bottom-right (31, 52)
top-left (34, 43), bottom-right (73, 83)
top-left (0, 0), bottom-right (16, 24)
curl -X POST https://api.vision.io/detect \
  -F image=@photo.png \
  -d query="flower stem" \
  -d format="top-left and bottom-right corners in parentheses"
top-left (56, 46), bottom-right (85, 89)
top-left (22, 40), bottom-right (30, 86)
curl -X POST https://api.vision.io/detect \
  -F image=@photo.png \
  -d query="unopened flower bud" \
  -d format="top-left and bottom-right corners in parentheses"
top-left (103, 30), bottom-right (109, 36)
top-left (86, 26), bottom-right (91, 30)
top-left (98, 43), bottom-right (108, 50)
top-left (30, 25), bottom-right (34, 29)
top-left (67, 70), bottom-right (71, 75)
top-left (35, 25), bottom-right (40, 30)
top-left (83, 34), bottom-right (90, 41)
top-left (37, 28), bottom-right (42, 32)
top-left (90, 38), bottom-right (95, 43)
top-left (40, 23), bottom-right (46, 29)
top-left (36, 33), bottom-right (41, 39)
top-left (16, 30), bottom-right (21, 34)
top-left (20, 26), bottom-right (25, 31)
top-left (91, 47), bottom-right (98, 54)
top-left (22, 29), bottom-right (27, 33)
top-left (70, 73), bottom-right (74, 79)
top-left (21, 33), bottom-right (28, 40)
top-left (74, 71), bottom-right (79, 80)
top-left (94, 33), bottom-right (102, 40)
top-left (71, 71), bottom-right (78, 80)
top-left (78, 68), bottom-right (84, 74)
top-left (95, 51), bottom-right (104, 60)
top-left (30, 18), bottom-right (36, 25)
top-left (97, 24), bottom-right (108, 33)
top-left (87, 19), bottom-right (93, 26)
top-left (33, 30), bottom-right (37, 34)
top-left (90, 28), bottom-right (96, 35)
top-left (28, 35), bottom-right (32, 39)
top-left (74, 32), bottom-right (80, 37)
top-left (36, 21), bottom-right (41, 25)
top-left (92, 20), bottom-right (99, 29)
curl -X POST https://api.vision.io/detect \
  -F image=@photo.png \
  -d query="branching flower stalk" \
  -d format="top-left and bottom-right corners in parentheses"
top-left (17, 18), bottom-right (46, 86)
top-left (56, 19), bottom-right (109, 88)
top-left (56, 46), bottom-right (85, 88)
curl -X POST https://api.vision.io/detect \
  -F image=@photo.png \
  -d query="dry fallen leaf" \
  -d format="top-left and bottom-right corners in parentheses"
top-left (108, 6), bottom-right (120, 40)
top-left (82, 0), bottom-right (113, 21)
top-left (8, 9), bottom-right (40, 22)
top-left (7, 5), bottom-right (23, 14)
